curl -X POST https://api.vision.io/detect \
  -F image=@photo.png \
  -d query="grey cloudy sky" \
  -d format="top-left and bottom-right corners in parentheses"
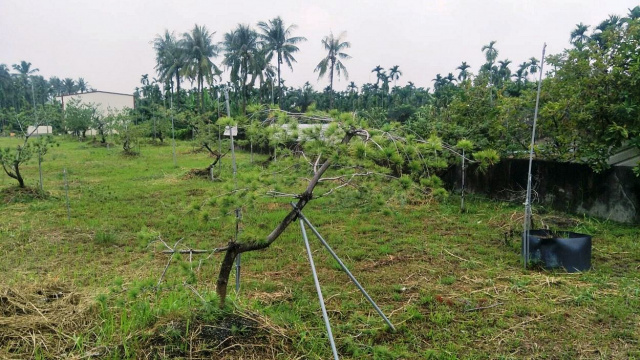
top-left (1, 0), bottom-right (638, 94)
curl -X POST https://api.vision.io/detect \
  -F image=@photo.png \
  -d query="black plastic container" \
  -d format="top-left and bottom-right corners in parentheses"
top-left (524, 230), bottom-right (592, 272)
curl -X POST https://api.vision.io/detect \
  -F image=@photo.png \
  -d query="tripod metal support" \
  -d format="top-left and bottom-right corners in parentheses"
top-left (292, 203), bottom-right (396, 331)
top-left (300, 219), bottom-right (340, 360)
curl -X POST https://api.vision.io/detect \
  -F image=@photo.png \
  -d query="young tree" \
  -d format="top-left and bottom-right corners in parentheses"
top-left (213, 112), bottom-right (499, 307)
top-left (113, 109), bottom-right (141, 155)
top-left (64, 99), bottom-right (93, 138)
top-left (0, 107), bottom-right (58, 188)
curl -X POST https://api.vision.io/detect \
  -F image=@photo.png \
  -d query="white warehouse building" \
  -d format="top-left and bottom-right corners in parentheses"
top-left (57, 91), bottom-right (134, 136)
top-left (57, 90), bottom-right (134, 116)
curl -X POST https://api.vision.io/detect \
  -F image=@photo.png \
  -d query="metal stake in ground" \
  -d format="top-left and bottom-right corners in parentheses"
top-left (523, 43), bottom-right (547, 269)
top-left (300, 219), bottom-right (340, 360)
top-left (292, 203), bottom-right (396, 331)
top-left (63, 168), bottom-right (71, 221)
top-left (38, 149), bottom-right (43, 193)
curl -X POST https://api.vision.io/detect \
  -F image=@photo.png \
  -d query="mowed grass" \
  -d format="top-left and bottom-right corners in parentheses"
top-left (0, 136), bottom-right (639, 359)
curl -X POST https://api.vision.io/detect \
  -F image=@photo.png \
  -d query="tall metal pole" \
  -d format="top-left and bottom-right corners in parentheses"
top-left (31, 81), bottom-right (44, 193)
top-left (294, 204), bottom-right (396, 331)
top-left (523, 43), bottom-right (547, 268)
top-left (225, 88), bottom-right (242, 292)
top-left (300, 219), bottom-right (340, 360)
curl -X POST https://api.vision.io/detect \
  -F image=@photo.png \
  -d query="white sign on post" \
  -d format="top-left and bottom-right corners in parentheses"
top-left (223, 126), bottom-right (238, 137)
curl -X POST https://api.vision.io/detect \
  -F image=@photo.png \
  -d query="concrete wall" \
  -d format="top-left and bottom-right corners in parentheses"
top-left (58, 91), bottom-right (134, 116)
top-left (26, 126), bottom-right (52, 136)
top-left (443, 159), bottom-right (640, 224)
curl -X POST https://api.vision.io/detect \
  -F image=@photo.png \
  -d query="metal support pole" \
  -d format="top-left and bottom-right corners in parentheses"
top-left (293, 204), bottom-right (396, 331)
top-left (170, 94), bottom-right (177, 167)
top-left (225, 87), bottom-right (242, 292)
top-left (523, 43), bottom-right (547, 269)
top-left (64, 168), bottom-right (71, 221)
top-left (235, 207), bottom-right (242, 293)
top-left (460, 149), bottom-right (465, 212)
top-left (38, 150), bottom-right (43, 193)
top-left (300, 219), bottom-right (339, 360)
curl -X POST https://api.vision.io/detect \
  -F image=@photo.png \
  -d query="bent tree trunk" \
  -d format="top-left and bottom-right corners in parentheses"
top-left (203, 144), bottom-right (227, 172)
top-left (215, 129), bottom-right (358, 307)
top-left (1, 160), bottom-right (25, 188)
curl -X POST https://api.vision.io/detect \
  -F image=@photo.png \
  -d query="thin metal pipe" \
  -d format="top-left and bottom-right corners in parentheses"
top-left (523, 43), bottom-right (547, 269)
top-left (235, 207), bottom-right (241, 293)
top-left (32, 81), bottom-right (44, 193)
top-left (293, 205), bottom-right (396, 331)
top-left (461, 149), bottom-right (465, 212)
top-left (64, 168), bottom-right (70, 221)
top-left (300, 219), bottom-right (339, 360)
top-left (170, 93), bottom-right (177, 167)
top-left (225, 87), bottom-right (242, 292)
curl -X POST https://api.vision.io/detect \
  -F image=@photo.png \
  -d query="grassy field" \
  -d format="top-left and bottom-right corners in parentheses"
top-left (0, 136), bottom-right (638, 359)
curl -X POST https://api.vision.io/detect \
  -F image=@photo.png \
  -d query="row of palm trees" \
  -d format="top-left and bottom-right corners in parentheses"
top-left (153, 18), bottom-right (314, 112)
top-left (570, 7), bottom-right (640, 48)
top-left (150, 19), bottom-right (560, 115)
top-left (0, 60), bottom-right (91, 111)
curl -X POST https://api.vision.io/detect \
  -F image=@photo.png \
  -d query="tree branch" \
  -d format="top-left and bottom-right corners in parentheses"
top-left (215, 127), bottom-right (358, 307)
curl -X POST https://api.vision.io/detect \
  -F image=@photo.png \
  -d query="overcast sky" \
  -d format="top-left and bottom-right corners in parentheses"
top-left (1, 0), bottom-right (638, 94)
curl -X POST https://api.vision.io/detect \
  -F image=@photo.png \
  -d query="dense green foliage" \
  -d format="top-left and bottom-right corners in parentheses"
top-left (1, 10), bottom-right (639, 174)
top-left (1, 138), bottom-right (638, 359)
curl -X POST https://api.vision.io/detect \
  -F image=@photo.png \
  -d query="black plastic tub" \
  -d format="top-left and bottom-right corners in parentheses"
top-left (524, 230), bottom-right (592, 272)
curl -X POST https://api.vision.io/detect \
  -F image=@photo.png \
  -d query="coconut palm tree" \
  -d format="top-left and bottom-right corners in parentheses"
top-left (182, 24), bottom-right (220, 112)
top-left (456, 62), bottom-right (471, 82)
top-left (77, 78), bottom-right (89, 93)
top-left (63, 78), bottom-right (76, 94)
top-left (389, 65), bottom-right (402, 87)
top-left (0, 64), bottom-right (13, 109)
top-left (629, 6), bottom-right (640, 20)
top-left (153, 30), bottom-right (186, 100)
top-left (249, 48), bottom-right (276, 90)
top-left (223, 24), bottom-right (259, 114)
top-left (257, 17), bottom-right (306, 107)
top-left (12, 61), bottom-right (39, 78)
top-left (49, 77), bottom-right (63, 97)
top-left (314, 31), bottom-right (351, 108)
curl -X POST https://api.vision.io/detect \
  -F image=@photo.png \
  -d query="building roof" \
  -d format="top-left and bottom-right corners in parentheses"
top-left (58, 90), bottom-right (133, 98)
